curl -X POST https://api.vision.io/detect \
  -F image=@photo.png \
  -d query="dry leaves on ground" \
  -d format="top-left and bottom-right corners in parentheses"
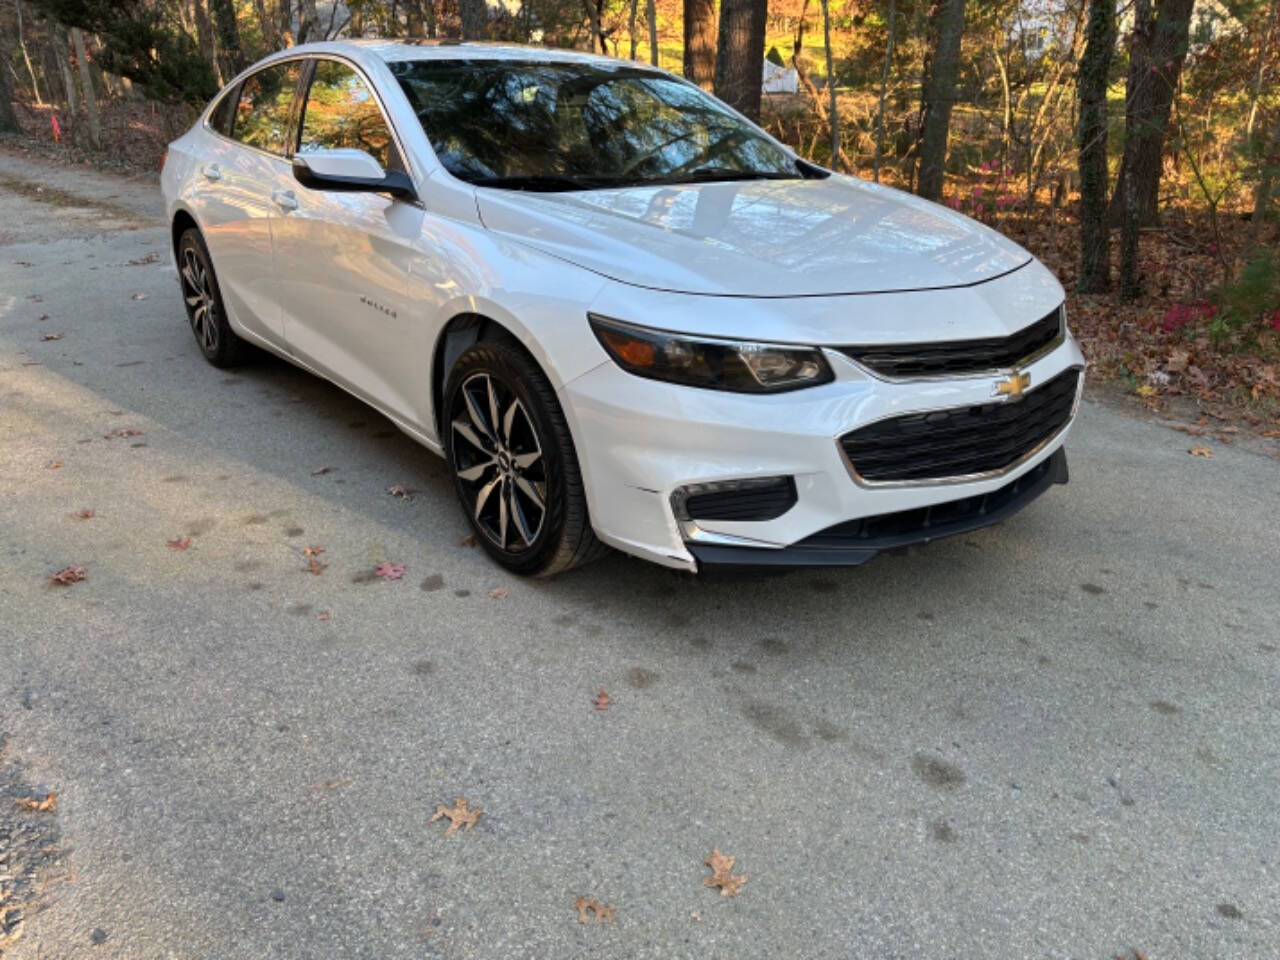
top-left (430, 797), bottom-right (482, 836)
top-left (303, 558), bottom-right (328, 575)
top-left (303, 545), bottom-right (325, 557)
top-left (49, 565), bottom-right (86, 586)
top-left (704, 849), bottom-right (748, 897)
top-left (374, 561), bottom-right (405, 581)
top-left (69, 509), bottom-right (95, 520)
top-left (316, 610), bottom-right (330, 622)
top-left (130, 292), bottom-right (147, 300)
top-left (46, 460), bottom-right (62, 469)
top-left (166, 536), bottom-right (191, 551)
top-left (311, 466), bottom-right (331, 476)
top-left (106, 427), bottom-right (143, 439)
top-left (14, 792), bottom-right (57, 813)
top-left (1189, 446), bottom-right (1214, 458)
top-left (457, 534), bottom-right (477, 547)
top-left (592, 689), bottom-right (612, 711)
top-left (573, 896), bottom-right (617, 924)
top-left (488, 586), bottom-right (507, 600)
top-left (40, 332), bottom-right (63, 341)
top-left (388, 483), bottom-right (416, 500)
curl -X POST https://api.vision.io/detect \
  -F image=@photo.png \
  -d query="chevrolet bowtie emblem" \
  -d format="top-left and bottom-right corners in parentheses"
top-left (994, 371), bottom-right (1031, 399)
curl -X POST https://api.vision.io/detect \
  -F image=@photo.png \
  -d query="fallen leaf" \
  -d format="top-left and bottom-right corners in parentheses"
top-left (130, 291), bottom-right (148, 300)
top-left (14, 792), bottom-right (56, 813)
top-left (316, 610), bottom-right (330, 622)
top-left (430, 796), bottom-right (482, 836)
top-left (303, 545), bottom-right (326, 557)
top-left (573, 896), bottom-right (617, 924)
top-left (303, 558), bottom-right (329, 575)
top-left (704, 849), bottom-right (748, 897)
top-left (310, 466), bottom-right (331, 476)
top-left (1189, 446), bottom-right (1213, 458)
top-left (46, 459), bottom-right (63, 469)
top-left (106, 427), bottom-right (143, 439)
top-left (1260, 429), bottom-right (1280, 438)
top-left (166, 536), bottom-right (192, 551)
top-left (307, 776), bottom-right (351, 792)
top-left (40, 331), bottom-right (64, 341)
top-left (388, 483), bottom-right (416, 500)
top-left (1135, 384), bottom-right (1157, 398)
top-left (69, 508), bottom-right (95, 520)
top-left (457, 534), bottom-right (477, 548)
top-left (374, 561), bottom-right (405, 581)
top-left (489, 586), bottom-right (507, 600)
top-left (1166, 423), bottom-right (1206, 436)
top-left (49, 565), bottom-right (86, 586)
top-left (592, 689), bottom-right (611, 712)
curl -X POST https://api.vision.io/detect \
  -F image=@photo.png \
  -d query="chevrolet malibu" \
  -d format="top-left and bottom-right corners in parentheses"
top-left (161, 40), bottom-right (1084, 576)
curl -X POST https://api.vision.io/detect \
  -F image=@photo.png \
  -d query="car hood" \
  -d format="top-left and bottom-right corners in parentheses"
top-left (474, 175), bottom-right (1032, 297)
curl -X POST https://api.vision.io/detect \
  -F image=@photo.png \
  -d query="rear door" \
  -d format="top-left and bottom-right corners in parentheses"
top-left (272, 57), bottom-right (426, 426)
top-left (196, 59), bottom-right (304, 350)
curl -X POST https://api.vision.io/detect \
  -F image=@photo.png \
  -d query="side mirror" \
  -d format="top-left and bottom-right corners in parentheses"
top-left (292, 148), bottom-right (417, 201)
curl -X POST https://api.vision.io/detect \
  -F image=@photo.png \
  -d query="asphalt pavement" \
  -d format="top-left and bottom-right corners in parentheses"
top-left (1, 148), bottom-right (1278, 960)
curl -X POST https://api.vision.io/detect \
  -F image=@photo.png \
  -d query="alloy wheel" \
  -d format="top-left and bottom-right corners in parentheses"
top-left (450, 372), bottom-right (548, 552)
top-left (180, 246), bottom-right (219, 354)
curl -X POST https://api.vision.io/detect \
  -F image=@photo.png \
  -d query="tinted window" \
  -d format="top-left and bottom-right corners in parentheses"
top-left (208, 84), bottom-right (239, 136)
top-left (389, 59), bottom-right (800, 190)
top-left (231, 61), bottom-right (302, 155)
top-left (298, 60), bottom-right (398, 170)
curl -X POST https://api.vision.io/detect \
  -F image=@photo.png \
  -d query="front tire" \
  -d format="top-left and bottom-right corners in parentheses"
top-left (177, 227), bottom-right (244, 368)
top-left (444, 342), bottom-right (607, 577)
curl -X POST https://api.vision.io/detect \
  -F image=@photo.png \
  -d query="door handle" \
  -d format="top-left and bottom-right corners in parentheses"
top-left (200, 163), bottom-right (221, 182)
top-left (272, 189), bottom-right (298, 212)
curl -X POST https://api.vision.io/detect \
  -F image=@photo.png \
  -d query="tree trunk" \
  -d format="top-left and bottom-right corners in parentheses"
top-left (714, 0), bottom-right (768, 122)
top-left (280, 0), bottom-right (294, 46)
top-left (1108, 0), bottom-right (1195, 226)
top-left (0, 27), bottom-right (19, 133)
top-left (14, 1), bottom-right (45, 106)
top-left (873, 0), bottom-right (896, 182)
top-left (915, 0), bottom-right (966, 200)
top-left (1077, 0), bottom-right (1115, 294)
top-left (1249, 109), bottom-right (1280, 248)
top-left (407, 0), bottom-right (424, 37)
top-left (70, 27), bottom-right (99, 148)
top-left (647, 0), bottom-right (658, 66)
top-left (629, 0), bottom-right (639, 59)
top-left (819, 0), bottom-right (839, 168)
top-left (210, 0), bottom-right (245, 77)
top-left (683, 0), bottom-right (716, 89)
top-left (254, 0), bottom-right (281, 50)
top-left (297, 0), bottom-right (318, 44)
top-left (191, 0), bottom-right (223, 86)
top-left (461, 0), bottom-right (486, 39)
top-left (53, 28), bottom-right (78, 112)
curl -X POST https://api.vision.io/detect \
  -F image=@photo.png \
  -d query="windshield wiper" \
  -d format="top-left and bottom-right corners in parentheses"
top-left (470, 174), bottom-right (607, 192)
top-left (651, 167), bottom-right (801, 186)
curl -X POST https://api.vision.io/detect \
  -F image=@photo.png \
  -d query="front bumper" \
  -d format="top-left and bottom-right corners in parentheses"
top-left (559, 334), bottom-right (1085, 572)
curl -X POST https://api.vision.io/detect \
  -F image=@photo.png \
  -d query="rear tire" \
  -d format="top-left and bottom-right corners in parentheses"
top-left (444, 341), bottom-right (608, 577)
top-left (177, 227), bottom-right (245, 368)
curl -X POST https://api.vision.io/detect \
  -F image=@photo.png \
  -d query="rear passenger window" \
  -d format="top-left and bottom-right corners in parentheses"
top-left (230, 61), bottom-right (302, 155)
top-left (298, 59), bottom-right (399, 171)
top-left (207, 84), bottom-right (239, 136)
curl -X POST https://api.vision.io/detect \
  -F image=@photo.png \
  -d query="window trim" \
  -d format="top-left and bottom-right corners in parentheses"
top-left (294, 55), bottom-right (407, 173)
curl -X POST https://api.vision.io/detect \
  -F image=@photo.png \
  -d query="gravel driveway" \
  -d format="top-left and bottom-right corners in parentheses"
top-left (1, 148), bottom-right (1278, 959)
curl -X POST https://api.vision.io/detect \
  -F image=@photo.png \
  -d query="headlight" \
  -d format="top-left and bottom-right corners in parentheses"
top-left (588, 314), bottom-right (833, 393)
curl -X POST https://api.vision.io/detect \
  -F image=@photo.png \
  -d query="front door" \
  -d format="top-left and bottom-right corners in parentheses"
top-left (271, 57), bottom-right (427, 427)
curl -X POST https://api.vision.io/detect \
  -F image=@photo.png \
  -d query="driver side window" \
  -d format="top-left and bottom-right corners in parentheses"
top-left (298, 59), bottom-right (400, 171)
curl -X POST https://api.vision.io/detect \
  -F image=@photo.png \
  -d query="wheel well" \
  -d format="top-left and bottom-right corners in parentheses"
top-left (432, 314), bottom-right (536, 434)
top-left (171, 210), bottom-right (199, 260)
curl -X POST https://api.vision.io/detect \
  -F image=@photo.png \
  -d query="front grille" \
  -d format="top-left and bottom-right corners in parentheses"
top-left (838, 306), bottom-right (1063, 378)
top-left (683, 477), bottom-right (797, 522)
top-left (840, 368), bottom-right (1080, 483)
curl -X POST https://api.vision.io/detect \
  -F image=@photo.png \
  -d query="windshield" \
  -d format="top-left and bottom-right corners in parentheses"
top-left (390, 59), bottom-right (809, 190)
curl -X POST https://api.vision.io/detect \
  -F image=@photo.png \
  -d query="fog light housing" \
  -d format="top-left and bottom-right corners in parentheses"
top-left (671, 476), bottom-right (798, 523)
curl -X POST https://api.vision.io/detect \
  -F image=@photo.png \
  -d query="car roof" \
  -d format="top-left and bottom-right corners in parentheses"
top-left (276, 39), bottom-right (652, 69)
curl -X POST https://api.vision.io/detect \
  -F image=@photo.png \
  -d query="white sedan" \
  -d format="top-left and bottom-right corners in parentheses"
top-left (161, 40), bottom-right (1084, 576)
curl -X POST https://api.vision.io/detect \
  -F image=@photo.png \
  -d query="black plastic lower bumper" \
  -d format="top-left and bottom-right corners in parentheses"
top-left (688, 448), bottom-right (1068, 570)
